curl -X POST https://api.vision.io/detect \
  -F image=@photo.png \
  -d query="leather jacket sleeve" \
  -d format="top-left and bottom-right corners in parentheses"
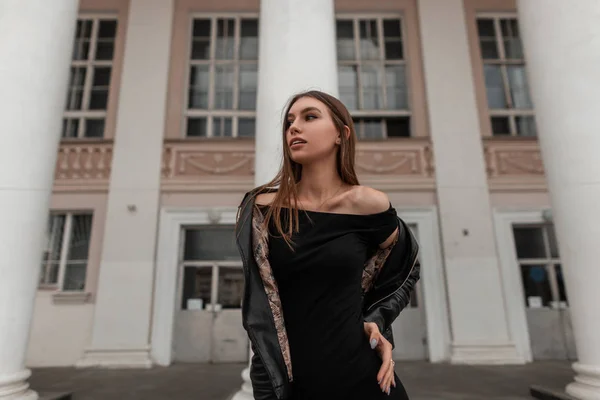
top-left (249, 341), bottom-right (278, 400)
top-left (363, 219), bottom-right (421, 343)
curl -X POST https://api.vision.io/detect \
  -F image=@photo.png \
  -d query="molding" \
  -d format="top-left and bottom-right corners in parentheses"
top-left (397, 207), bottom-right (451, 363)
top-left (52, 291), bottom-right (91, 305)
top-left (76, 347), bottom-right (152, 369)
top-left (492, 207), bottom-right (550, 363)
top-left (150, 207), bottom-right (238, 366)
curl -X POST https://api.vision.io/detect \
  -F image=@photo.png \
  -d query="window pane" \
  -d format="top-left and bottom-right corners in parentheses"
top-left (359, 20), bottom-right (380, 60)
top-left (46, 215), bottom-right (66, 262)
top-left (63, 263), bottom-right (87, 291)
top-left (188, 66), bottom-right (209, 109)
top-left (218, 267), bottom-right (244, 309)
top-left (191, 39), bottom-right (211, 60)
top-left (191, 19), bottom-right (211, 60)
top-left (238, 118), bottom-right (255, 137)
top-left (98, 20), bottom-right (117, 38)
top-left (516, 116), bottom-right (536, 137)
top-left (355, 118), bottom-right (383, 139)
top-left (386, 117), bottom-right (410, 137)
top-left (361, 66), bottom-right (383, 109)
top-left (384, 40), bottom-right (403, 60)
top-left (95, 40), bottom-right (115, 60)
top-left (338, 66), bottom-right (358, 110)
top-left (193, 19), bottom-right (211, 37)
top-left (501, 19), bottom-right (524, 59)
top-left (239, 64), bottom-right (257, 110)
top-left (181, 267), bottom-right (212, 310)
top-left (89, 90), bottom-right (108, 110)
top-left (62, 118), bottom-right (80, 138)
top-left (215, 19), bottom-right (235, 60)
top-left (477, 19), bottom-right (499, 59)
top-left (40, 263), bottom-right (59, 285)
top-left (240, 19), bottom-right (259, 60)
top-left (84, 119), bottom-right (105, 138)
top-left (183, 226), bottom-right (239, 261)
top-left (383, 20), bottom-right (403, 60)
top-left (213, 117), bottom-right (233, 137)
top-left (491, 116), bottom-right (510, 135)
top-left (383, 20), bottom-right (401, 38)
top-left (385, 65), bottom-right (408, 109)
top-left (521, 265), bottom-right (553, 308)
top-left (187, 118), bottom-right (208, 137)
top-left (483, 65), bottom-right (507, 109)
top-left (73, 20), bottom-right (92, 60)
top-left (336, 20), bottom-right (355, 60)
top-left (66, 67), bottom-right (86, 110)
top-left (214, 65), bottom-right (234, 109)
top-left (506, 66), bottom-right (532, 109)
top-left (76, 19), bottom-right (93, 39)
top-left (555, 264), bottom-right (568, 305)
top-left (513, 226), bottom-right (546, 259)
top-left (73, 39), bottom-right (90, 61)
top-left (67, 214), bottom-right (92, 261)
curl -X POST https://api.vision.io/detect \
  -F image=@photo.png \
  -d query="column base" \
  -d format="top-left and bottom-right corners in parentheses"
top-left (0, 369), bottom-right (38, 400)
top-left (76, 347), bottom-right (152, 369)
top-left (450, 342), bottom-right (525, 365)
top-left (566, 362), bottom-right (600, 400)
top-left (230, 366), bottom-right (253, 400)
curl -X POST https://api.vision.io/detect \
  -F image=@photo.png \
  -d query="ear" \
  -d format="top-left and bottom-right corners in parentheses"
top-left (343, 125), bottom-right (351, 140)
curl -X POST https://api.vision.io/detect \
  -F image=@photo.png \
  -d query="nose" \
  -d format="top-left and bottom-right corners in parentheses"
top-left (289, 123), bottom-right (300, 135)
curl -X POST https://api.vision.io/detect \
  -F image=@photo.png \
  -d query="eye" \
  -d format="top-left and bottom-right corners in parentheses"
top-left (305, 114), bottom-right (317, 121)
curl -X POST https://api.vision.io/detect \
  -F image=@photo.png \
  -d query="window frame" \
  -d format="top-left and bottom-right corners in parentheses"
top-left (474, 12), bottom-right (535, 137)
top-left (40, 211), bottom-right (94, 292)
top-left (512, 223), bottom-right (565, 309)
top-left (336, 14), bottom-right (413, 140)
top-left (183, 13), bottom-right (259, 139)
top-left (63, 14), bottom-right (119, 139)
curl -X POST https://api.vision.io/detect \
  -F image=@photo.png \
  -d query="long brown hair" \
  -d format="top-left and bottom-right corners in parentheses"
top-left (254, 90), bottom-right (360, 246)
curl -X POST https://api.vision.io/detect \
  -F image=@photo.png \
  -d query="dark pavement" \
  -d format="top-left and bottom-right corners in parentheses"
top-left (30, 361), bottom-right (574, 400)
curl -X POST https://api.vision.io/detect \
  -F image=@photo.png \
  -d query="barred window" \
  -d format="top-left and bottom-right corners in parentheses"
top-left (477, 16), bottom-right (536, 137)
top-left (40, 212), bottom-right (93, 291)
top-left (63, 17), bottom-right (118, 139)
top-left (336, 17), bottom-right (411, 139)
top-left (185, 16), bottom-right (259, 138)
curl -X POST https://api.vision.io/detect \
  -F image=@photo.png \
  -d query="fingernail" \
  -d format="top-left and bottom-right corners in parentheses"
top-left (387, 388), bottom-right (391, 395)
top-left (370, 339), bottom-right (377, 349)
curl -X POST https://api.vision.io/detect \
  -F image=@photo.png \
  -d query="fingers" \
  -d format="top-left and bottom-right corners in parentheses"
top-left (378, 359), bottom-right (395, 395)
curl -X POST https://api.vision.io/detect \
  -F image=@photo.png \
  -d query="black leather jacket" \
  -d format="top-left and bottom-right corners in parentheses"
top-left (235, 190), bottom-right (420, 400)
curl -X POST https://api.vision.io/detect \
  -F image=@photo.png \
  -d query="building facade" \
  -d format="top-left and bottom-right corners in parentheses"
top-left (1, 0), bottom-right (600, 399)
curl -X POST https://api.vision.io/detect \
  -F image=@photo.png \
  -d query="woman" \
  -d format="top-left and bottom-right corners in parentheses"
top-left (235, 90), bottom-right (420, 400)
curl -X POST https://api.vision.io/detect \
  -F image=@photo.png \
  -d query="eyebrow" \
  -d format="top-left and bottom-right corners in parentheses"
top-left (287, 107), bottom-right (322, 119)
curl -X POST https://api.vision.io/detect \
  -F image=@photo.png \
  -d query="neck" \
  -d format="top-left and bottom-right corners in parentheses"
top-left (297, 157), bottom-right (344, 204)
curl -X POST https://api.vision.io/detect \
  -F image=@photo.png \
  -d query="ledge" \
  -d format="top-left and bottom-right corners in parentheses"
top-left (52, 291), bottom-right (91, 305)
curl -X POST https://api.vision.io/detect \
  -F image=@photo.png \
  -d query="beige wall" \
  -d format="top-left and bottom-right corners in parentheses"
top-left (26, 292), bottom-right (94, 367)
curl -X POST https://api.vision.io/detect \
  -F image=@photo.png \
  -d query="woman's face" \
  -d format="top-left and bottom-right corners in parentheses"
top-left (285, 96), bottom-right (339, 165)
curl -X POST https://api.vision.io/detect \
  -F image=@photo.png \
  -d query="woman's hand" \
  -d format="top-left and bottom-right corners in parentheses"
top-left (364, 322), bottom-right (395, 395)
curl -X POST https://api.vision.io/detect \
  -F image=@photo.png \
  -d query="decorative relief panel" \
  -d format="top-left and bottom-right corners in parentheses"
top-left (484, 138), bottom-right (547, 190)
top-left (54, 141), bottom-right (113, 191)
top-left (356, 141), bottom-right (434, 177)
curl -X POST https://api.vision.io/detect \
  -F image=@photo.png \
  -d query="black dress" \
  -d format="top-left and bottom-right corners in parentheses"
top-left (264, 205), bottom-right (410, 400)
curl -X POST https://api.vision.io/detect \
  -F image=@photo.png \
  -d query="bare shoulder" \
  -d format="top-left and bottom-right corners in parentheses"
top-left (255, 191), bottom-right (277, 206)
top-left (346, 185), bottom-right (391, 215)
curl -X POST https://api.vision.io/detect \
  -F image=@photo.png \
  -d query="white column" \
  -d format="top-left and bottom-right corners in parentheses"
top-left (77, 0), bottom-right (174, 368)
top-left (232, 0), bottom-right (338, 398)
top-left (0, 1), bottom-right (78, 398)
top-left (417, 0), bottom-right (521, 363)
top-left (517, 1), bottom-right (600, 398)
top-left (254, 0), bottom-right (339, 186)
